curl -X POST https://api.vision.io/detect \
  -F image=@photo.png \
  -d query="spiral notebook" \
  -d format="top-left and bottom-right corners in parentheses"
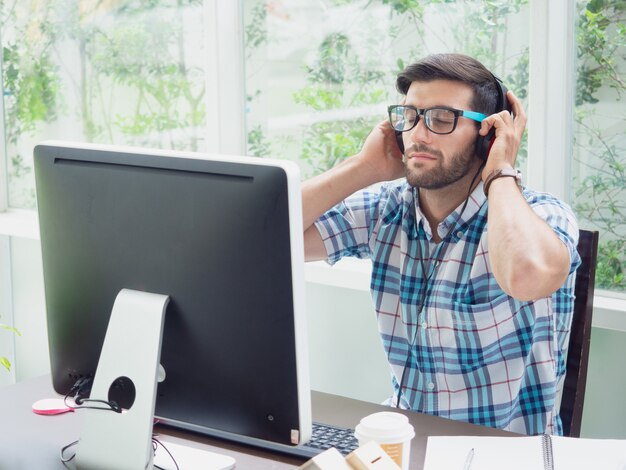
top-left (423, 435), bottom-right (626, 470)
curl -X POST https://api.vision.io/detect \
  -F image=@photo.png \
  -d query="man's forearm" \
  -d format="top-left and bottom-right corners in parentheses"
top-left (487, 178), bottom-right (571, 301)
top-left (302, 155), bottom-right (378, 230)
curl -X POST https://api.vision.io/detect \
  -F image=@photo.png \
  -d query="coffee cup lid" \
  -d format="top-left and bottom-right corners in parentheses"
top-left (354, 412), bottom-right (415, 443)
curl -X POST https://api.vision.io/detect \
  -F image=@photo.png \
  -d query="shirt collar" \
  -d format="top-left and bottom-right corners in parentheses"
top-left (408, 181), bottom-right (487, 241)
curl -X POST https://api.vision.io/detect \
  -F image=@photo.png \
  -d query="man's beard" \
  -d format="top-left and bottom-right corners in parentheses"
top-left (404, 142), bottom-right (477, 189)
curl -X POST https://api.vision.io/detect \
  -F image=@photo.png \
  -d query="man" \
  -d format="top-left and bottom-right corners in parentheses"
top-left (302, 53), bottom-right (580, 435)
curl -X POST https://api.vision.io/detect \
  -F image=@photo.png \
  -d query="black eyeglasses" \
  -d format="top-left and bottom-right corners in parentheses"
top-left (387, 105), bottom-right (487, 135)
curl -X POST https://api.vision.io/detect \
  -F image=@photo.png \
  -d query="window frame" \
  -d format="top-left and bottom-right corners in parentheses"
top-left (205, 0), bottom-right (247, 155)
top-left (526, 0), bottom-right (576, 202)
top-left (0, 37), bottom-right (7, 213)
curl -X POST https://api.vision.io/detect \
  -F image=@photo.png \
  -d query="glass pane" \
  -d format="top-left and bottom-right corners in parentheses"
top-left (572, 1), bottom-right (625, 293)
top-left (1, 0), bottom-right (208, 209)
top-left (389, 106), bottom-right (417, 132)
top-left (242, 0), bottom-right (529, 179)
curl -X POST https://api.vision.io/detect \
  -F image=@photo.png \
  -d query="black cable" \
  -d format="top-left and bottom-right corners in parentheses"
top-left (63, 376), bottom-right (122, 413)
top-left (60, 439), bottom-right (78, 467)
top-left (395, 163), bottom-right (485, 408)
top-left (58, 431), bottom-right (180, 469)
top-left (152, 437), bottom-right (180, 470)
top-left (58, 379), bottom-right (179, 469)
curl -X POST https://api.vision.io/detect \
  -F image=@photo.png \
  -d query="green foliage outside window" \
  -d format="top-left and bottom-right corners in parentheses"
top-left (0, 318), bottom-right (20, 372)
top-left (243, 0), bottom-right (624, 293)
top-left (244, 0), bottom-right (529, 172)
top-left (574, 0), bottom-right (625, 291)
top-left (0, 0), bottom-right (623, 291)
top-left (1, 0), bottom-right (205, 207)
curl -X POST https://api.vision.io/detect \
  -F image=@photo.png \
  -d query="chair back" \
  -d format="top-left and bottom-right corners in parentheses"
top-left (560, 229), bottom-right (599, 437)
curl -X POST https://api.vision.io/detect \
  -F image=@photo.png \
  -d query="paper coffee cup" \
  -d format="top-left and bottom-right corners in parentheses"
top-left (354, 411), bottom-right (415, 470)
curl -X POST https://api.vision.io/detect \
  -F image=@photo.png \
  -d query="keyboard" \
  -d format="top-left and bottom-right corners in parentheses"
top-left (295, 422), bottom-right (360, 458)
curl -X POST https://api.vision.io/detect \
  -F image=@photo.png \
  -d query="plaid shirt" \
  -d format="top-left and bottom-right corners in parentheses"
top-left (314, 181), bottom-right (580, 435)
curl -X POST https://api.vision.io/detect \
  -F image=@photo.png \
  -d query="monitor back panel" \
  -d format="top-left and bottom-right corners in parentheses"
top-left (34, 143), bottom-right (303, 446)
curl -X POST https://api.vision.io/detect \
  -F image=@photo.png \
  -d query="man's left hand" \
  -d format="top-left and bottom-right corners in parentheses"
top-left (479, 90), bottom-right (527, 180)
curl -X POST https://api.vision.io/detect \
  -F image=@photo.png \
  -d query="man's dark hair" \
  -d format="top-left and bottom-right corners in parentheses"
top-left (396, 53), bottom-right (498, 115)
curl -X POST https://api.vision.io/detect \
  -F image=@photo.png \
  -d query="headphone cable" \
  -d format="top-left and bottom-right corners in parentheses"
top-left (395, 162), bottom-right (485, 409)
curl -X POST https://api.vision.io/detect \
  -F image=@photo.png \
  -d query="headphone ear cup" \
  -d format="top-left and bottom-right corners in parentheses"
top-left (477, 75), bottom-right (510, 161)
top-left (475, 127), bottom-right (496, 161)
top-left (395, 130), bottom-right (405, 154)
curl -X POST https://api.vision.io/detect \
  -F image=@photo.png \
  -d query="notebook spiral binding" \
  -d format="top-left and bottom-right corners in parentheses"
top-left (541, 434), bottom-right (554, 470)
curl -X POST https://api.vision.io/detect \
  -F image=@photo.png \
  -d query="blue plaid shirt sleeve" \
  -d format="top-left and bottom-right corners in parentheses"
top-left (314, 185), bottom-right (396, 265)
top-left (525, 189), bottom-right (581, 274)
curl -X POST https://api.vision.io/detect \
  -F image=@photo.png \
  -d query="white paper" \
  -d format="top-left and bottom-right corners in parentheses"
top-left (423, 435), bottom-right (626, 470)
top-left (424, 436), bottom-right (543, 470)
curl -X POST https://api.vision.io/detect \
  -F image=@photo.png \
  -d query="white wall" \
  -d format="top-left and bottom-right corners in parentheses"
top-left (581, 327), bottom-right (626, 438)
top-left (306, 282), bottom-right (392, 403)
top-left (10, 237), bottom-right (49, 382)
top-left (0, 236), bottom-right (15, 386)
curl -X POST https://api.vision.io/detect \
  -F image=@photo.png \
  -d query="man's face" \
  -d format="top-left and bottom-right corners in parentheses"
top-left (402, 80), bottom-right (480, 189)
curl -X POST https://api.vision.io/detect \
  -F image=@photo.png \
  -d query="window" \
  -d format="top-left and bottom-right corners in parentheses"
top-left (1, 0), bottom-right (209, 209)
top-left (0, 0), bottom-right (624, 297)
top-left (242, 0), bottom-right (625, 295)
top-left (572, 0), bottom-right (625, 293)
top-left (242, 0), bottom-right (529, 178)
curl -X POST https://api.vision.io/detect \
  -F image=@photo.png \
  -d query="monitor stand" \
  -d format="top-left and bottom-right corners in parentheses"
top-left (75, 288), bottom-right (168, 470)
top-left (70, 288), bottom-right (236, 470)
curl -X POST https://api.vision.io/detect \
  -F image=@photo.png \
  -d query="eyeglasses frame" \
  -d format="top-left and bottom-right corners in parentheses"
top-left (387, 105), bottom-right (487, 135)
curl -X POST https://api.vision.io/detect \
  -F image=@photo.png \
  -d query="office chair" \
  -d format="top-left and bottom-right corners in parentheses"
top-left (559, 229), bottom-right (599, 437)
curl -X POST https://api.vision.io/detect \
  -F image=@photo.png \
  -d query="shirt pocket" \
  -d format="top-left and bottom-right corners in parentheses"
top-left (445, 295), bottom-right (538, 372)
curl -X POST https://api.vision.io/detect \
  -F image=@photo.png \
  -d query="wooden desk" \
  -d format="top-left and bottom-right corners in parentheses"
top-left (0, 376), bottom-right (512, 468)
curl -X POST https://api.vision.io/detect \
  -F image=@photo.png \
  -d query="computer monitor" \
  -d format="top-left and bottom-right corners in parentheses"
top-left (33, 141), bottom-right (311, 448)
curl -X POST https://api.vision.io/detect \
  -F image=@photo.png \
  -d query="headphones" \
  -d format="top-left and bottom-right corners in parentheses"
top-left (475, 74), bottom-right (512, 160)
top-left (394, 74), bottom-right (512, 161)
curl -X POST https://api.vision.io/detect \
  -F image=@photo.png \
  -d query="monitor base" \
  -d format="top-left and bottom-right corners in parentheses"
top-left (153, 440), bottom-right (235, 469)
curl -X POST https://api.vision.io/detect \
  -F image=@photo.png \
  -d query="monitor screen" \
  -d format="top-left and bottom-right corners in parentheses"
top-left (33, 141), bottom-right (311, 447)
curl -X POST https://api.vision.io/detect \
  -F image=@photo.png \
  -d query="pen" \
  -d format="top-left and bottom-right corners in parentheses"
top-left (462, 447), bottom-right (474, 470)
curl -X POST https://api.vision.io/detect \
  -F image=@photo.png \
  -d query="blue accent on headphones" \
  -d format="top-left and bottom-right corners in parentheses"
top-left (394, 74), bottom-right (511, 160)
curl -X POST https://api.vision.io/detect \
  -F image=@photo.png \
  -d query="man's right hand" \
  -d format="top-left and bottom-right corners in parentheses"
top-left (302, 120), bottom-right (406, 261)
top-left (355, 120), bottom-right (406, 184)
